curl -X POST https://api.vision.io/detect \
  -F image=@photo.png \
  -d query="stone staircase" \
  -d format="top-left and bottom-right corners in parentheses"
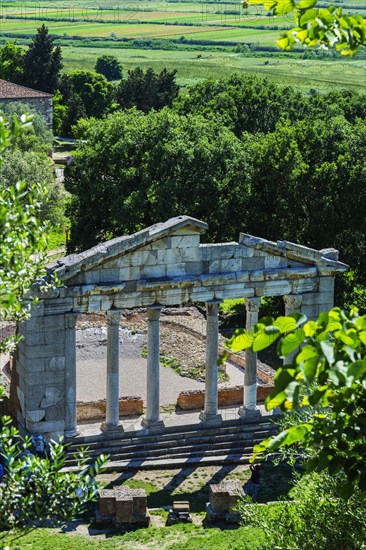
top-left (64, 418), bottom-right (278, 472)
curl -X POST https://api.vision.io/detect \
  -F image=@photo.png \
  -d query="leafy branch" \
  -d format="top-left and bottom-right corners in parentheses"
top-left (226, 307), bottom-right (366, 500)
top-left (247, 0), bottom-right (366, 55)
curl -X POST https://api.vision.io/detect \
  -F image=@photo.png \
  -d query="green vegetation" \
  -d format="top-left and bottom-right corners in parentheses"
top-left (250, 0), bottom-right (366, 56)
top-left (64, 74), bottom-right (366, 308)
top-left (95, 54), bottom-right (123, 81)
top-left (228, 307), bottom-right (366, 498)
top-left (0, 0), bottom-right (364, 90)
top-left (0, 112), bottom-right (50, 352)
top-left (116, 67), bottom-right (179, 112)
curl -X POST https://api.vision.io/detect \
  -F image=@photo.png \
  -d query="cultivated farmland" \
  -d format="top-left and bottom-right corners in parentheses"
top-left (0, 0), bottom-right (365, 89)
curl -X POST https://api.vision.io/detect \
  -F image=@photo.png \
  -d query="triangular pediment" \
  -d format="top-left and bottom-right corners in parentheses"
top-left (51, 217), bottom-right (348, 289)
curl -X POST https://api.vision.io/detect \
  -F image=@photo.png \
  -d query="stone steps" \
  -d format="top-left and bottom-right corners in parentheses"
top-left (67, 418), bottom-right (275, 447)
top-left (64, 418), bottom-right (277, 470)
top-left (66, 426), bottom-right (272, 455)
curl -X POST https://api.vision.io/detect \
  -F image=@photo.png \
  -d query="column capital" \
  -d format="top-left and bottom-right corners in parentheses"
top-left (245, 297), bottom-right (261, 312)
top-left (147, 306), bottom-right (162, 321)
top-left (284, 294), bottom-right (303, 311)
top-left (106, 309), bottom-right (122, 325)
top-left (64, 313), bottom-right (78, 330)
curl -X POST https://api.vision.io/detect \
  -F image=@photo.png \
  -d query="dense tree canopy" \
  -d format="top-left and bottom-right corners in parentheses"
top-left (115, 67), bottom-right (179, 113)
top-left (66, 108), bottom-right (251, 251)
top-left (95, 54), bottom-right (123, 81)
top-left (0, 42), bottom-right (25, 83)
top-left (64, 74), bottom-right (366, 307)
top-left (23, 24), bottom-right (62, 93)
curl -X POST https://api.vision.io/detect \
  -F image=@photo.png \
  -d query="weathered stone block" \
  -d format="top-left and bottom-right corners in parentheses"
top-left (130, 250), bottom-right (158, 267)
top-left (243, 257), bottom-right (266, 271)
top-left (99, 489), bottom-right (116, 515)
top-left (264, 255), bottom-right (288, 268)
top-left (209, 259), bottom-right (242, 273)
top-left (171, 235), bottom-right (200, 248)
top-left (44, 402), bottom-right (65, 421)
top-left (166, 263), bottom-right (187, 277)
top-left (185, 261), bottom-right (203, 276)
top-left (318, 277), bottom-right (335, 293)
top-left (25, 409), bottom-right (45, 423)
top-left (99, 268), bottom-right (121, 283)
top-left (119, 266), bottom-right (141, 281)
top-left (255, 280), bottom-right (292, 296)
top-left (25, 419), bottom-right (65, 434)
top-left (140, 264), bottom-right (165, 279)
top-left (24, 344), bottom-right (65, 359)
top-left (48, 356), bottom-right (66, 371)
top-left (43, 298), bottom-right (73, 315)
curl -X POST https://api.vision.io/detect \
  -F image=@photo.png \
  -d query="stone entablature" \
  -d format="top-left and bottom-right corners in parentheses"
top-left (47, 217), bottom-right (345, 316)
top-left (14, 216), bottom-right (348, 438)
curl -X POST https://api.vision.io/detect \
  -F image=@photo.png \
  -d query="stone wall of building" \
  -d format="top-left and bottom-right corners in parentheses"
top-left (12, 217), bottom-right (347, 437)
top-left (177, 384), bottom-right (275, 410)
top-left (2, 97), bottom-right (53, 128)
top-left (77, 396), bottom-right (143, 421)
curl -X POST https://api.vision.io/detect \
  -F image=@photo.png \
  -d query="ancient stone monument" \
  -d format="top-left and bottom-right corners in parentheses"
top-left (12, 216), bottom-right (348, 438)
top-left (206, 479), bottom-right (244, 523)
top-left (98, 486), bottom-right (149, 526)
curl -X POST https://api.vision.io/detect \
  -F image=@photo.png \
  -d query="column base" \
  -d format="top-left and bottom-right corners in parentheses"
top-left (65, 428), bottom-right (79, 438)
top-left (199, 411), bottom-right (222, 426)
top-left (100, 421), bottom-right (124, 435)
top-left (141, 418), bottom-right (165, 433)
top-left (238, 406), bottom-right (261, 422)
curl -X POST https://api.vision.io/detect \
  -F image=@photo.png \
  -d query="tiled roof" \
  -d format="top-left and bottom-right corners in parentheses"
top-left (0, 79), bottom-right (52, 99)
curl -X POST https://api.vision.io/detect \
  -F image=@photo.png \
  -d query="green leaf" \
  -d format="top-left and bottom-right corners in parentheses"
top-left (279, 329), bottom-right (305, 358)
top-left (273, 316), bottom-right (297, 333)
top-left (321, 340), bottom-right (335, 364)
top-left (301, 355), bottom-right (318, 384)
top-left (226, 329), bottom-right (253, 352)
top-left (296, 344), bottom-right (319, 365)
top-left (298, 0), bottom-right (316, 8)
top-left (265, 389), bottom-right (287, 410)
top-left (348, 360), bottom-right (366, 381)
top-left (284, 380), bottom-right (300, 405)
top-left (252, 327), bottom-right (281, 352)
top-left (273, 0), bottom-right (295, 16)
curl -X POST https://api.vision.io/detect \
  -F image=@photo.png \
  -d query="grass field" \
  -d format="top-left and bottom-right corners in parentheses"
top-left (0, 0), bottom-right (364, 90)
top-left (61, 45), bottom-right (366, 90)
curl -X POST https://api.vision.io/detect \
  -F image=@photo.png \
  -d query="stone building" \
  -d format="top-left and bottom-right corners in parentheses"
top-left (0, 79), bottom-right (53, 127)
top-left (12, 216), bottom-right (348, 439)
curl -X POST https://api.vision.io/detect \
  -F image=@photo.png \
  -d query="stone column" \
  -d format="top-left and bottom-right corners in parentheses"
top-left (101, 310), bottom-right (123, 433)
top-left (141, 306), bottom-right (164, 433)
top-left (199, 300), bottom-right (222, 426)
top-left (283, 295), bottom-right (303, 365)
top-left (239, 297), bottom-right (261, 420)
top-left (65, 313), bottom-right (78, 438)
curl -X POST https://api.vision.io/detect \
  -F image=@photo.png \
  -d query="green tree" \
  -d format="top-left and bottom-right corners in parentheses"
top-left (174, 74), bottom-right (305, 135)
top-left (2, 102), bottom-right (53, 154)
top-left (0, 42), bottom-right (25, 83)
top-left (116, 67), bottom-right (179, 113)
top-left (95, 54), bottom-right (122, 81)
top-left (0, 114), bottom-right (50, 352)
top-left (66, 108), bottom-right (251, 251)
top-left (1, 149), bottom-right (67, 226)
top-left (22, 24), bottom-right (63, 93)
top-left (227, 307), bottom-right (366, 499)
top-left (67, 70), bottom-right (112, 118)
